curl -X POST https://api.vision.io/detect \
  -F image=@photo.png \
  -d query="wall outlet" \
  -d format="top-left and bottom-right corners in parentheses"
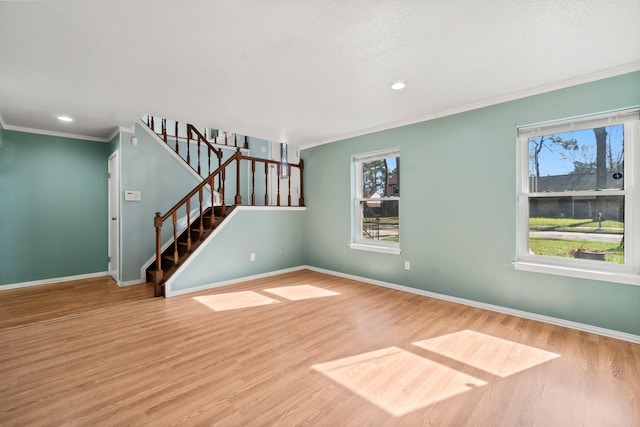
top-left (404, 261), bottom-right (410, 270)
top-left (250, 253), bottom-right (256, 261)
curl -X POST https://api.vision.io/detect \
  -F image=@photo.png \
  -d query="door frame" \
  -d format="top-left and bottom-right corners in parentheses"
top-left (108, 151), bottom-right (120, 282)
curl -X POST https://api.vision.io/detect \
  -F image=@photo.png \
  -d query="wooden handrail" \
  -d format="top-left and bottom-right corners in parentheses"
top-left (156, 154), bottom-right (302, 225)
top-left (186, 124), bottom-right (224, 190)
top-left (143, 116), bottom-right (229, 182)
top-left (152, 136), bottom-right (305, 296)
top-left (145, 115), bottom-right (247, 149)
top-left (159, 151), bottom-right (240, 222)
top-left (186, 125), bottom-right (223, 160)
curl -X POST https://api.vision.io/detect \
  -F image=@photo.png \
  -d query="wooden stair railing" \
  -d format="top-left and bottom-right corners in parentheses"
top-left (144, 115), bottom-right (249, 181)
top-left (149, 149), bottom-right (305, 297)
top-left (186, 124), bottom-right (222, 181)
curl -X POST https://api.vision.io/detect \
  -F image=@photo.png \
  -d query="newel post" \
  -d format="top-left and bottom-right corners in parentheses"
top-left (298, 159), bottom-right (305, 206)
top-left (235, 149), bottom-right (242, 205)
top-left (154, 212), bottom-right (164, 297)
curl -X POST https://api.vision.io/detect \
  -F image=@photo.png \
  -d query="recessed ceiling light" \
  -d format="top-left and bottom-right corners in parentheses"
top-left (391, 81), bottom-right (407, 90)
top-left (57, 116), bottom-right (73, 122)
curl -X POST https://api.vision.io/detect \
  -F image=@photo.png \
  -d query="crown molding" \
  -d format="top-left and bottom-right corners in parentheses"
top-left (300, 63), bottom-right (640, 150)
top-left (105, 125), bottom-right (135, 142)
top-left (0, 122), bottom-right (114, 143)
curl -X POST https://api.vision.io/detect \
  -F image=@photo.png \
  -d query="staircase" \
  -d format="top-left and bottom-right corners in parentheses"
top-left (142, 116), bottom-right (305, 297)
top-left (146, 204), bottom-right (232, 286)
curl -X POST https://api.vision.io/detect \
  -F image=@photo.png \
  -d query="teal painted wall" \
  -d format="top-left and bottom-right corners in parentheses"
top-left (119, 124), bottom-right (206, 282)
top-left (0, 130), bottom-right (109, 285)
top-left (302, 71), bottom-right (640, 335)
top-left (169, 209), bottom-right (305, 292)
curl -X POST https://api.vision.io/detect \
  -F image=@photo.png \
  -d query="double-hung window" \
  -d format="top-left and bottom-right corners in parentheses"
top-left (515, 108), bottom-right (640, 285)
top-left (350, 148), bottom-right (401, 254)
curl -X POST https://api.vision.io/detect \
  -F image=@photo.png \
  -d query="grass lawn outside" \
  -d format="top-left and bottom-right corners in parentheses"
top-left (529, 217), bottom-right (623, 234)
top-left (529, 237), bottom-right (624, 263)
top-left (378, 216), bottom-right (399, 225)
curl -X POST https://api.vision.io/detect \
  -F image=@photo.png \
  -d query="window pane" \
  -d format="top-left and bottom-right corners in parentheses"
top-left (362, 157), bottom-right (400, 197)
top-left (360, 200), bottom-right (399, 242)
top-left (528, 124), bottom-right (624, 192)
top-left (528, 196), bottom-right (624, 263)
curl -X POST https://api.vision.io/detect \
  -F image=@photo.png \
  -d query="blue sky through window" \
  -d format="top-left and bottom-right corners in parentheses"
top-left (530, 125), bottom-right (624, 177)
top-left (386, 157), bottom-right (397, 171)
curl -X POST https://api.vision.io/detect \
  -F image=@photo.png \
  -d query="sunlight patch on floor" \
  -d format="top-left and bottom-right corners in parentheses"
top-left (412, 329), bottom-right (560, 377)
top-left (312, 346), bottom-right (486, 416)
top-left (263, 284), bottom-right (340, 301)
top-left (193, 291), bottom-right (280, 311)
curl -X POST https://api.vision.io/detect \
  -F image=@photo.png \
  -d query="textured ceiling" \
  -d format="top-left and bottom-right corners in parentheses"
top-left (1, 0), bottom-right (639, 146)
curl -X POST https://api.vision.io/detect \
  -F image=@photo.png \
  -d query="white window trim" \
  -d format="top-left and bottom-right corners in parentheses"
top-left (348, 243), bottom-right (402, 255)
top-left (351, 148), bottom-right (401, 254)
top-left (514, 108), bottom-right (640, 286)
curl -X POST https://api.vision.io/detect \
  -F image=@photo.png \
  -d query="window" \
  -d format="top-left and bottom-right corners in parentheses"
top-left (350, 148), bottom-right (401, 254)
top-left (280, 143), bottom-right (289, 178)
top-left (515, 108), bottom-right (640, 285)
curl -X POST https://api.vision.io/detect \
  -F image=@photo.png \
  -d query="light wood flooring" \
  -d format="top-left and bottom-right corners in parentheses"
top-left (0, 270), bottom-right (639, 426)
top-left (0, 276), bottom-right (154, 329)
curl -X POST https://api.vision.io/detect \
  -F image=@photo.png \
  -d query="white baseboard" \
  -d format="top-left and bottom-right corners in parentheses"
top-left (159, 262), bottom-right (640, 344)
top-left (0, 271), bottom-right (109, 290)
top-left (117, 279), bottom-right (146, 287)
top-left (303, 265), bottom-right (640, 345)
top-left (166, 265), bottom-right (306, 297)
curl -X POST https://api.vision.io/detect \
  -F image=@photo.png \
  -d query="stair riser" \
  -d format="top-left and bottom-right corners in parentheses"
top-left (147, 205), bottom-right (237, 293)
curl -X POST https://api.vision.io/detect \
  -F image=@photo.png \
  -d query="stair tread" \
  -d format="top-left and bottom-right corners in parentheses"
top-left (148, 205), bottom-right (237, 292)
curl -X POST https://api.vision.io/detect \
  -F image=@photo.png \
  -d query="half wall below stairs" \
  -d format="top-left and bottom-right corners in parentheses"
top-left (165, 207), bottom-right (305, 296)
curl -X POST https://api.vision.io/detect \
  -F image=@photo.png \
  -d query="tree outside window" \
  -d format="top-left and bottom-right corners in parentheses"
top-left (352, 149), bottom-right (400, 253)
top-left (516, 108), bottom-right (639, 286)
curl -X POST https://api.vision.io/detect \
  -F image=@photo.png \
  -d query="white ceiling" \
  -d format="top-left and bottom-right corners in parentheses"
top-left (1, 1), bottom-right (639, 146)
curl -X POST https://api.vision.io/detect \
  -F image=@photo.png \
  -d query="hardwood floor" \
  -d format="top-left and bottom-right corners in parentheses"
top-left (0, 276), bottom-right (155, 329)
top-left (0, 270), bottom-right (638, 426)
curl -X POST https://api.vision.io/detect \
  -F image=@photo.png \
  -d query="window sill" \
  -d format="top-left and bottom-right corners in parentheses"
top-left (348, 243), bottom-right (402, 255)
top-left (513, 261), bottom-right (640, 287)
